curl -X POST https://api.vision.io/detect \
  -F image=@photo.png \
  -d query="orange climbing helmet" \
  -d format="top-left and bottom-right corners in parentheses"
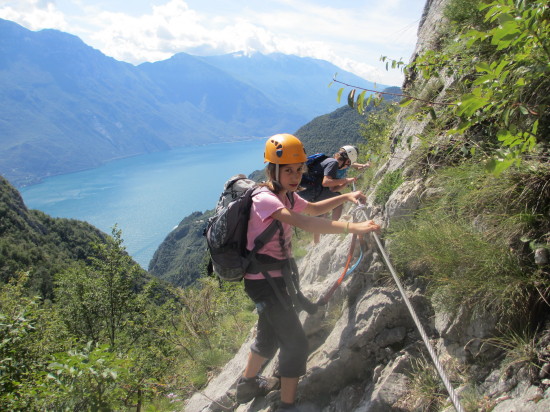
top-left (264, 133), bottom-right (307, 164)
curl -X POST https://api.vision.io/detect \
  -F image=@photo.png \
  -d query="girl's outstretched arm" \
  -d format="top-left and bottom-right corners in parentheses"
top-left (302, 191), bottom-right (365, 217)
top-left (272, 207), bottom-right (380, 236)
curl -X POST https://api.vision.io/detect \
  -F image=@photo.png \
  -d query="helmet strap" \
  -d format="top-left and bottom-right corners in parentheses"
top-left (338, 152), bottom-right (350, 169)
top-left (272, 163), bottom-right (283, 192)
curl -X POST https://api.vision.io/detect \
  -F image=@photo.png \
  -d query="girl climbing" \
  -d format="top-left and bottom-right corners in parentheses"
top-left (236, 133), bottom-right (380, 411)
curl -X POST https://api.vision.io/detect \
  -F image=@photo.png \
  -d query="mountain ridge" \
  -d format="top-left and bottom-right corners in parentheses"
top-left (197, 52), bottom-right (388, 121)
top-left (0, 18), bottom-right (382, 188)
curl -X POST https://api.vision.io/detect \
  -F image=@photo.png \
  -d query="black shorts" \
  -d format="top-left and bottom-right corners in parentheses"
top-left (299, 185), bottom-right (340, 202)
top-left (244, 278), bottom-right (309, 378)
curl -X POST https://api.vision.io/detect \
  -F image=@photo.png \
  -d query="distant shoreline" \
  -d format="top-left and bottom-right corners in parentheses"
top-left (16, 137), bottom-right (267, 189)
top-left (19, 139), bottom-right (266, 268)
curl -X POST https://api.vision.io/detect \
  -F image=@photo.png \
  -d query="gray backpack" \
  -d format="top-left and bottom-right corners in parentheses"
top-left (204, 174), bottom-right (282, 281)
top-left (204, 174), bottom-right (318, 314)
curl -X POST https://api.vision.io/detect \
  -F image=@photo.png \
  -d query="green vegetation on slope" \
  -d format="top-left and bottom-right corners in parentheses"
top-left (148, 210), bottom-right (213, 286)
top-left (368, 0), bottom-right (550, 406)
top-left (0, 176), bottom-right (108, 298)
top-left (0, 214), bottom-right (255, 410)
top-left (389, 161), bottom-right (549, 322)
top-left (323, 1), bottom-right (549, 407)
top-left (0, 175), bottom-right (256, 409)
top-left (404, 0), bottom-right (548, 173)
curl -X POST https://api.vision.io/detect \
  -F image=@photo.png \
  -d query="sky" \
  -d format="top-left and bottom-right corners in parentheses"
top-left (0, 0), bottom-right (427, 86)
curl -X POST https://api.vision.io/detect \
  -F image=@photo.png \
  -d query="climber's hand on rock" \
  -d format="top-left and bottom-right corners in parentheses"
top-left (347, 191), bottom-right (365, 204)
top-left (352, 220), bottom-right (380, 235)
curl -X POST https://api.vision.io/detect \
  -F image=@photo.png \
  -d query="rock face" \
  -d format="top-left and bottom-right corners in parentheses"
top-left (184, 1), bottom-right (550, 411)
top-left (185, 228), bottom-right (426, 412)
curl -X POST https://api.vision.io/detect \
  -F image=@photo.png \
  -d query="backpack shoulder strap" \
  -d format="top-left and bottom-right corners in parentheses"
top-left (243, 187), bottom-right (283, 268)
top-left (286, 191), bottom-right (295, 209)
top-left (252, 185), bottom-right (295, 209)
top-left (246, 187), bottom-right (295, 262)
top-left (249, 220), bottom-right (280, 256)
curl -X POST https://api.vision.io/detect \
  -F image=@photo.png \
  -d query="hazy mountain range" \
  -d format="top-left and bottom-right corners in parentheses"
top-left (0, 18), bottom-right (388, 187)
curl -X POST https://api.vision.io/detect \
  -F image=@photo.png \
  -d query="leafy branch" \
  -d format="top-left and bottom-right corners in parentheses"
top-left (355, 0), bottom-right (549, 174)
top-left (331, 77), bottom-right (457, 115)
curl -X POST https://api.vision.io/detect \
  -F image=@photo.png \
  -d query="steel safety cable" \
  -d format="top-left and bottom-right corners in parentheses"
top-left (352, 204), bottom-right (465, 412)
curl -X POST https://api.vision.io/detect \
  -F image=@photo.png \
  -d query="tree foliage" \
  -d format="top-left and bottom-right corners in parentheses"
top-left (410, 0), bottom-right (548, 172)
top-left (0, 273), bottom-right (70, 410)
top-left (0, 219), bottom-right (256, 409)
top-left (340, 0), bottom-right (549, 174)
top-left (55, 226), bottom-right (143, 347)
top-left (358, 101), bottom-right (398, 161)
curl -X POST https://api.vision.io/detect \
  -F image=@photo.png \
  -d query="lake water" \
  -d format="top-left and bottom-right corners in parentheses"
top-left (20, 139), bottom-right (266, 269)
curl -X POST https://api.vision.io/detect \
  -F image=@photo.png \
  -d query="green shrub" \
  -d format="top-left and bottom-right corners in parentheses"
top-left (44, 343), bottom-right (132, 411)
top-left (359, 102), bottom-right (397, 162)
top-left (411, 0), bottom-right (550, 173)
top-left (0, 273), bottom-right (71, 410)
top-left (483, 327), bottom-right (545, 376)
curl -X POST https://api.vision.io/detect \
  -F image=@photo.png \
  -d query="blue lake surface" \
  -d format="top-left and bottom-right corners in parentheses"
top-left (20, 139), bottom-right (266, 269)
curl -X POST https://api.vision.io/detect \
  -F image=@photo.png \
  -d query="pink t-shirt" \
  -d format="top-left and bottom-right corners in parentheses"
top-left (244, 189), bottom-right (308, 280)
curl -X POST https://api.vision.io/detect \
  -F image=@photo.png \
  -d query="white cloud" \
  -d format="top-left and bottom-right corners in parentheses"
top-left (0, 0), bottom-right (424, 85)
top-left (86, 1), bottom-right (213, 62)
top-left (0, 0), bottom-right (68, 30)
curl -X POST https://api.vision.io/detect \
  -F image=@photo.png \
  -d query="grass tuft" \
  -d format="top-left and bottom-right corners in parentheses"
top-left (483, 327), bottom-right (548, 377)
top-left (374, 170), bottom-right (404, 206)
top-left (387, 161), bottom-right (550, 322)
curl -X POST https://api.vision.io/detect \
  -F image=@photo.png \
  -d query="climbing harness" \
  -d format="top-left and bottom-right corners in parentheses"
top-left (351, 201), bottom-right (465, 412)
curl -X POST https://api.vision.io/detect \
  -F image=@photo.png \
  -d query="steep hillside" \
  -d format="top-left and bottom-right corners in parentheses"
top-left (295, 105), bottom-right (374, 155)
top-left (148, 210), bottom-right (213, 287)
top-left (0, 176), bottom-right (107, 298)
top-left (0, 177), bottom-right (193, 411)
top-left (185, 0), bottom-right (550, 410)
top-left (199, 52), bottom-right (391, 121)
